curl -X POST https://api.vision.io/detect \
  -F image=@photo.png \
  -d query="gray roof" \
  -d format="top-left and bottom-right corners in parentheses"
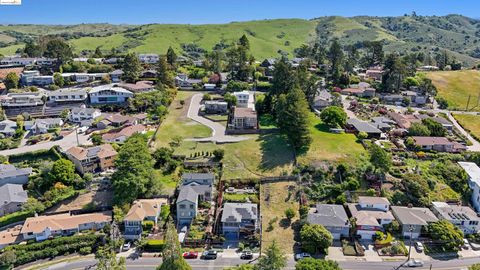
top-left (0, 164), bottom-right (32, 180)
top-left (431, 201), bottom-right (480, 222)
top-left (221, 203), bottom-right (258, 223)
top-left (391, 206), bottom-right (438, 226)
top-left (177, 186), bottom-right (199, 203)
top-left (182, 173), bottom-right (214, 183)
top-left (0, 184), bottom-right (27, 204)
top-left (0, 120), bottom-right (17, 134)
top-left (71, 107), bottom-right (100, 114)
top-left (307, 204), bottom-right (350, 227)
top-left (47, 88), bottom-right (87, 96)
top-left (314, 89), bottom-right (332, 102)
top-left (34, 118), bottom-right (62, 126)
top-left (347, 118), bottom-right (382, 134)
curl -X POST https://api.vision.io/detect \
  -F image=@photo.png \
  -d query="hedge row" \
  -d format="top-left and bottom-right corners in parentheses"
top-left (2, 234), bottom-right (103, 266)
top-left (0, 211), bottom-right (33, 228)
top-left (144, 239), bottom-right (165, 252)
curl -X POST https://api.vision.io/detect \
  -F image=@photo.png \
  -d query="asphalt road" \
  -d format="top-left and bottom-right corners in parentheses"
top-left (24, 255), bottom-right (480, 270)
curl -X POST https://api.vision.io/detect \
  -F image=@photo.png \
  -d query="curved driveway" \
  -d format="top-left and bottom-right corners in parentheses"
top-left (187, 93), bottom-right (249, 143)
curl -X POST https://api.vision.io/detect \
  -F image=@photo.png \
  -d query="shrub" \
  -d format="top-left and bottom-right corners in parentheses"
top-left (79, 247), bottom-right (92, 255)
top-left (142, 220), bottom-right (155, 231)
top-left (144, 240), bottom-right (165, 252)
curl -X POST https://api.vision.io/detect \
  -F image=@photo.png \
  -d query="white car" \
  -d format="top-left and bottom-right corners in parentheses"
top-left (414, 242), bottom-right (424, 252)
top-left (405, 259), bottom-right (424, 267)
top-left (294, 252), bottom-right (311, 261)
top-left (122, 242), bottom-right (131, 251)
top-left (463, 238), bottom-right (470, 249)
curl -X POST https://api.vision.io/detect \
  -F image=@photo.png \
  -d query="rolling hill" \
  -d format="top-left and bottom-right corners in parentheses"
top-left (0, 15), bottom-right (479, 64)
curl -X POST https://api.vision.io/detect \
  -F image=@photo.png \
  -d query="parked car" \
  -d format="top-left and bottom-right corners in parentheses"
top-left (405, 259), bottom-right (424, 267)
top-left (294, 253), bottom-right (311, 261)
top-left (201, 250), bottom-right (218, 260)
top-left (414, 242), bottom-right (424, 252)
top-left (240, 251), bottom-right (253, 260)
top-left (183, 251), bottom-right (198, 259)
top-left (122, 242), bottom-right (131, 251)
top-left (463, 239), bottom-right (470, 249)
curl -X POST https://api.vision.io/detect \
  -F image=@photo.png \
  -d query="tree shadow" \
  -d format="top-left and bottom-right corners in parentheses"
top-left (258, 132), bottom-right (295, 172)
top-left (314, 122), bottom-right (331, 133)
top-left (279, 218), bottom-right (291, 229)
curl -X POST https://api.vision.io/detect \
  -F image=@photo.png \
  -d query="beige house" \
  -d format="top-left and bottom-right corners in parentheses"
top-left (66, 144), bottom-right (118, 174)
top-left (123, 199), bottom-right (167, 240)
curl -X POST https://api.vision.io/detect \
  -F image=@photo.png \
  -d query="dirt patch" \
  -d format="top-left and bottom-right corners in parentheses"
top-left (47, 190), bottom-right (113, 213)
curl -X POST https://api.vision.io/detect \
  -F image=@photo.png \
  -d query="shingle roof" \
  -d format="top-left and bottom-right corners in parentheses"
top-left (66, 144), bottom-right (117, 161)
top-left (358, 196), bottom-right (390, 205)
top-left (71, 107), bottom-right (100, 115)
top-left (177, 186), bottom-right (199, 203)
top-left (21, 212), bottom-right (112, 234)
top-left (432, 202), bottom-right (480, 221)
top-left (234, 107), bottom-right (257, 118)
top-left (391, 206), bottom-right (438, 226)
top-left (347, 119), bottom-right (382, 134)
top-left (0, 184), bottom-right (27, 204)
top-left (124, 199), bottom-right (167, 221)
top-left (307, 204), bottom-right (350, 227)
top-left (181, 173), bottom-right (215, 185)
top-left (0, 164), bottom-right (32, 180)
top-left (102, 125), bottom-right (145, 141)
top-left (221, 203), bottom-right (258, 223)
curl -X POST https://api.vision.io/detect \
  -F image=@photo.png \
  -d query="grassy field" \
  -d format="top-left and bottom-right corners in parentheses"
top-left (153, 91), bottom-right (212, 147)
top-left (260, 181), bottom-right (299, 254)
top-left (427, 70), bottom-right (480, 110)
top-left (453, 114), bottom-right (480, 141)
top-left (297, 113), bottom-right (365, 166)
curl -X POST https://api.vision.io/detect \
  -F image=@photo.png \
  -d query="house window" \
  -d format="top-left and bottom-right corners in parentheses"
top-left (190, 205), bottom-right (194, 209)
top-left (179, 205), bottom-right (186, 209)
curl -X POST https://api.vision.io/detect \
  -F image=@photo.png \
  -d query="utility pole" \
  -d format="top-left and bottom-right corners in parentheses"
top-left (75, 126), bottom-right (80, 146)
top-left (407, 225), bottom-right (413, 260)
top-left (466, 95), bottom-right (472, 111)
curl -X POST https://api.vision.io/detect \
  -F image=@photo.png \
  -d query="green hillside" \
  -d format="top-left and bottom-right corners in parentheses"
top-left (1, 15), bottom-right (480, 64)
top-left (427, 70), bottom-right (480, 110)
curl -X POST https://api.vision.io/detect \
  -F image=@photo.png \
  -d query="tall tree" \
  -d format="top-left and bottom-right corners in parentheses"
top-left (4, 72), bottom-right (19, 90)
top-left (427, 220), bottom-right (463, 251)
top-left (93, 46), bottom-right (103, 58)
top-left (24, 41), bottom-right (43, 57)
top-left (369, 144), bottom-right (392, 175)
top-left (157, 55), bottom-right (175, 88)
top-left (166, 46), bottom-right (177, 67)
top-left (111, 134), bottom-right (159, 205)
top-left (48, 159), bottom-right (76, 186)
top-left (255, 241), bottom-right (286, 270)
top-left (96, 246), bottom-right (126, 270)
top-left (344, 45), bottom-right (359, 74)
top-left (362, 41), bottom-right (384, 67)
top-left (296, 61), bottom-right (318, 105)
top-left (122, 53), bottom-right (142, 83)
top-left (276, 87), bottom-right (312, 151)
top-left (382, 53), bottom-right (407, 93)
top-left (327, 39), bottom-right (344, 84)
top-left (271, 57), bottom-right (295, 96)
top-left (300, 224), bottom-right (333, 254)
top-left (320, 106), bottom-right (347, 128)
top-left (43, 38), bottom-right (73, 65)
top-left (239, 34), bottom-right (250, 50)
top-left (435, 50), bottom-right (449, 70)
top-left (158, 221), bottom-right (192, 270)
top-left (226, 36), bottom-right (252, 81)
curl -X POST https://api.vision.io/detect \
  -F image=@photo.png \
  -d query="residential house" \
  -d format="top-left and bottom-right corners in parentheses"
top-left (118, 81), bottom-right (155, 93)
top-left (371, 117), bottom-right (396, 132)
top-left (231, 107), bottom-right (258, 129)
top-left (340, 87), bottom-right (375, 98)
top-left (181, 173), bottom-right (215, 186)
top-left (313, 90), bottom-right (333, 110)
top-left (141, 70), bottom-right (157, 78)
top-left (104, 57), bottom-right (121, 65)
top-left (204, 83), bottom-right (216, 90)
top-left (0, 57), bottom-right (36, 66)
top-left (346, 118), bottom-right (383, 138)
top-left (233, 91), bottom-right (254, 109)
top-left (260, 58), bottom-right (276, 68)
top-left (32, 75), bottom-right (54, 86)
top-left (20, 70), bottom-right (40, 86)
top-left (204, 101), bottom-right (228, 114)
top-left (66, 144), bottom-right (118, 174)
top-left (391, 206), bottom-right (438, 239)
top-left (0, 164), bottom-right (32, 186)
top-left (73, 58), bottom-right (103, 63)
top-left (47, 88), bottom-right (88, 103)
top-left (138, 54), bottom-right (159, 64)
top-left (307, 204), bottom-right (350, 240)
top-left (123, 199), bottom-right (167, 240)
top-left (69, 107), bottom-right (101, 123)
top-left (102, 124), bottom-right (146, 143)
top-left (458, 162), bottom-right (480, 212)
top-left (21, 212), bottom-right (112, 241)
top-left (411, 137), bottom-right (466, 153)
top-left (175, 73), bottom-right (202, 89)
top-left (0, 92), bottom-right (44, 107)
top-left (347, 196), bottom-right (394, 240)
top-left (0, 184), bottom-right (28, 217)
top-left (96, 113), bottom-right (139, 129)
top-left (0, 119), bottom-right (18, 137)
top-left (35, 58), bottom-right (56, 67)
top-left (365, 68), bottom-right (383, 81)
top-left (109, 70), bottom-right (124, 83)
top-left (221, 203), bottom-right (259, 239)
top-left (0, 225), bottom-right (22, 250)
top-left (89, 84), bottom-right (133, 104)
top-left (431, 202), bottom-right (480, 235)
top-left (61, 73), bottom-right (107, 83)
top-left (416, 115), bottom-right (454, 131)
top-left (27, 118), bottom-right (63, 134)
top-left (387, 111), bottom-right (421, 129)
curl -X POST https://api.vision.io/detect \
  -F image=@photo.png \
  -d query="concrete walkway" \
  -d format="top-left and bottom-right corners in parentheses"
top-left (447, 112), bottom-right (480, 152)
top-left (0, 130), bottom-right (91, 156)
top-left (187, 93), bottom-right (249, 143)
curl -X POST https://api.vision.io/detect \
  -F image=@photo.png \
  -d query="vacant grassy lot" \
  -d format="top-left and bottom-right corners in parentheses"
top-left (427, 70), bottom-right (480, 110)
top-left (297, 113), bottom-right (365, 166)
top-left (153, 91), bottom-right (212, 148)
top-left (260, 181), bottom-right (299, 254)
top-left (453, 114), bottom-right (480, 141)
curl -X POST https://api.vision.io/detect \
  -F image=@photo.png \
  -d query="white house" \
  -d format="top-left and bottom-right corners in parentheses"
top-left (459, 162), bottom-right (480, 213)
top-left (20, 70), bottom-right (40, 86)
top-left (431, 202), bottom-right (480, 235)
top-left (347, 196), bottom-right (394, 240)
top-left (89, 84), bottom-right (133, 104)
top-left (123, 199), bottom-right (167, 240)
top-left (27, 118), bottom-right (63, 134)
top-left (0, 92), bottom-right (44, 107)
top-left (0, 164), bottom-right (32, 186)
top-left (32, 76), bottom-right (54, 86)
top-left (0, 57), bottom-right (36, 66)
top-left (0, 120), bottom-right (18, 137)
top-left (61, 73), bottom-right (107, 83)
top-left (69, 107), bottom-right (101, 123)
top-left (233, 91), bottom-right (255, 109)
top-left (138, 54), bottom-right (159, 64)
top-left (221, 203), bottom-right (259, 239)
top-left (47, 88), bottom-right (88, 103)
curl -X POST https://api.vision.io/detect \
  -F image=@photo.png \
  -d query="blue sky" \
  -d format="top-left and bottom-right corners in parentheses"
top-left (0, 0), bottom-right (479, 25)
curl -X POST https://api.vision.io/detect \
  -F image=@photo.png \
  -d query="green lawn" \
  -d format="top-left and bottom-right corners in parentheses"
top-left (453, 114), bottom-right (480, 141)
top-left (297, 113), bottom-right (365, 166)
top-left (153, 91), bottom-right (212, 148)
top-left (427, 70), bottom-right (480, 110)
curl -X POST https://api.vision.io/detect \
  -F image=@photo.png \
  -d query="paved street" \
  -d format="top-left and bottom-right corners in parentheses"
top-left (0, 130), bottom-right (91, 156)
top-left (187, 93), bottom-right (249, 143)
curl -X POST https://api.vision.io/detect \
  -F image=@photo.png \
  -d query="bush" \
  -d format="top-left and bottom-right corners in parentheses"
top-left (79, 246), bottom-right (92, 255)
top-left (144, 240), bottom-right (165, 252)
top-left (0, 211), bottom-right (34, 228)
top-left (213, 149), bottom-right (225, 160)
top-left (142, 220), bottom-right (155, 231)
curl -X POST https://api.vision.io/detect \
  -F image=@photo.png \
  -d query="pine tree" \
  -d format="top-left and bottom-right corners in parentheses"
top-left (166, 46), bottom-right (177, 67)
top-left (122, 53), bottom-right (141, 83)
top-left (157, 55), bottom-right (175, 88)
top-left (157, 222), bottom-right (192, 270)
top-left (255, 241), bottom-right (286, 270)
